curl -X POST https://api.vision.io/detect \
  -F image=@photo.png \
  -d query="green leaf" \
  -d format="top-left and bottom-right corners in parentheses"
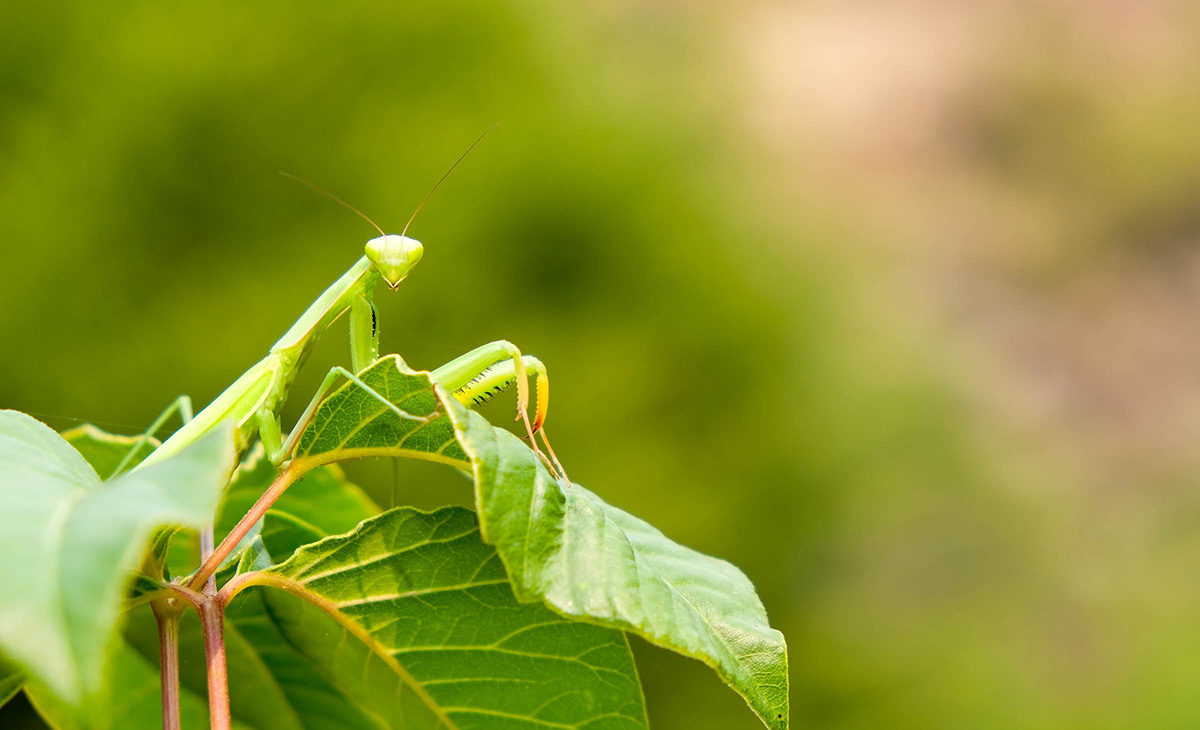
top-left (231, 505), bottom-right (648, 729)
top-left (259, 511), bottom-right (326, 559)
top-left (0, 410), bottom-right (235, 713)
top-left (234, 535), bottom-right (273, 575)
top-left (292, 356), bottom-right (790, 729)
top-left (289, 357), bottom-right (461, 471)
top-left (0, 656), bottom-right (23, 708)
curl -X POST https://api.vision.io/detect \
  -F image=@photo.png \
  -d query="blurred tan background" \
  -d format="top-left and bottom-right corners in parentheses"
top-left (4, 0), bottom-right (1200, 727)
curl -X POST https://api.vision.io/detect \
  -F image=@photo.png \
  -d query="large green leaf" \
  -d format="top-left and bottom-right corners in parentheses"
top-left (0, 410), bottom-right (234, 713)
top-left (228, 506), bottom-right (648, 729)
top-left (291, 356), bottom-right (790, 729)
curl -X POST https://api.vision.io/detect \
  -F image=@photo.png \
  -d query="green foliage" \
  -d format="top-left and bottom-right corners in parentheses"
top-left (238, 506), bottom-right (648, 729)
top-left (293, 356), bottom-right (789, 729)
top-left (0, 358), bottom-right (786, 729)
top-left (0, 411), bottom-right (233, 714)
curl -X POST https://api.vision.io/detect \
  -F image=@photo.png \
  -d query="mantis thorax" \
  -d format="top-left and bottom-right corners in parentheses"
top-left (365, 235), bottom-right (423, 290)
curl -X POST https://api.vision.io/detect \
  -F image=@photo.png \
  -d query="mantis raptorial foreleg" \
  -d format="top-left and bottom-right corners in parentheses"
top-left (432, 342), bottom-right (567, 480)
top-left (432, 341), bottom-right (540, 434)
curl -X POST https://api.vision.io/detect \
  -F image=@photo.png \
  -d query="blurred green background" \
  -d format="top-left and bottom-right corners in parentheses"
top-left (5, 1), bottom-right (1200, 728)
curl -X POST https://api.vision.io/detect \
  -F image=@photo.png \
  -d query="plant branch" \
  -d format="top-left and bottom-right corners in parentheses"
top-left (186, 463), bottom-right (309, 726)
top-left (198, 597), bottom-right (231, 730)
top-left (151, 599), bottom-right (183, 730)
top-left (188, 464), bottom-right (301, 591)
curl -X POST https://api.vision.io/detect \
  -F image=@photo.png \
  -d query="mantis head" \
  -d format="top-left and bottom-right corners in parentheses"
top-left (365, 235), bottom-right (424, 290)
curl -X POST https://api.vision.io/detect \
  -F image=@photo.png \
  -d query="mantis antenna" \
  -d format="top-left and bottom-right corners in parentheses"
top-left (278, 171), bottom-right (386, 238)
top-left (401, 123), bottom-right (500, 237)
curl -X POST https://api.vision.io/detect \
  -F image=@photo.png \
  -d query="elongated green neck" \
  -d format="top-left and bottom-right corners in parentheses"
top-left (270, 256), bottom-right (378, 358)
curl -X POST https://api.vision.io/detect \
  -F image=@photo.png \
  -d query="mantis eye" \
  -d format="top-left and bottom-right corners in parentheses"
top-left (365, 235), bottom-right (423, 288)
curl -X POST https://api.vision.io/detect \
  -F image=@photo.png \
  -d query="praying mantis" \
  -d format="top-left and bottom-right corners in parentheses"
top-left (122, 132), bottom-right (566, 482)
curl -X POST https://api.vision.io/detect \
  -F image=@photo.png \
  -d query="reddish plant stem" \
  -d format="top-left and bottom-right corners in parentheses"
top-left (198, 597), bottom-right (230, 730)
top-left (188, 465), bottom-right (300, 591)
top-left (151, 599), bottom-right (183, 730)
top-left (182, 463), bottom-right (305, 726)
